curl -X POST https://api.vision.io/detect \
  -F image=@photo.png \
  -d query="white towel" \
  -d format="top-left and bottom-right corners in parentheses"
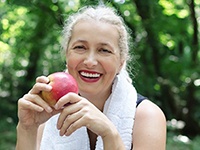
top-left (40, 69), bottom-right (137, 150)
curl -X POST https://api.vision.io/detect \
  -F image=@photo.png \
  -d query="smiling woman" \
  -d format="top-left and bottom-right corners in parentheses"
top-left (16, 5), bottom-right (166, 150)
top-left (66, 19), bottom-right (123, 99)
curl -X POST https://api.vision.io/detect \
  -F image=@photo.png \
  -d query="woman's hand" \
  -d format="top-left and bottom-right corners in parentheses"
top-left (54, 93), bottom-right (115, 138)
top-left (17, 76), bottom-right (60, 130)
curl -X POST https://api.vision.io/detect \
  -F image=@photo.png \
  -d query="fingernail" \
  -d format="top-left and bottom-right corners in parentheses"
top-left (54, 104), bottom-right (58, 110)
top-left (48, 85), bottom-right (52, 90)
top-left (47, 107), bottom-right (53, 113)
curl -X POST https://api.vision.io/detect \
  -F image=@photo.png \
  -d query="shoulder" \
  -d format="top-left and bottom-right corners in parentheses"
top-left (136, 99), bottom-right (166, 120)
top-left (132, 99), bottom-right (166, 149)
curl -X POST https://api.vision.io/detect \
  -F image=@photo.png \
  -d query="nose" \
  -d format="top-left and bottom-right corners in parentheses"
top-left (83, 52), bottom-right (98, 68)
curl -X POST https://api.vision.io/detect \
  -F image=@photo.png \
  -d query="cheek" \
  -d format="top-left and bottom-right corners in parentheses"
top-left (66, 55), bottom-right (79, 70)
top-left (101, 58), bottom-right (121, 73)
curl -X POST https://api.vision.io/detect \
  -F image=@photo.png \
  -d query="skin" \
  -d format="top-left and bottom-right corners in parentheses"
top-left (16, 20), bottom-right (166, 150)
top-left (132, 100), bottom-right (166, 149)
top-left (66, 20), bottom-right (124, 110)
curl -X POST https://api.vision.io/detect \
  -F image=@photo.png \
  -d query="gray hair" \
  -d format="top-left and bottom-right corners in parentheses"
top-left (61, 5), bottom-right (132, 62)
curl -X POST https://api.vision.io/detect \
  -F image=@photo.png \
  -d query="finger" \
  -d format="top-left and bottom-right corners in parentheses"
top-left (23, 94), bottom-right (53, 113)
top-left (36, 76), bottom-right (50, 83)
top-left (29, 82), bottom-right (52, 94)
top-left (18, 98), bottom-right (44, 112)
top-left (54, 93), bottom-right (81, 110)
top-left (64, 115), bottom-right (87, 136)
top-left (59, 111), bottom-right (82, 136)
top-left (57, 102), bottom-right (82, 129)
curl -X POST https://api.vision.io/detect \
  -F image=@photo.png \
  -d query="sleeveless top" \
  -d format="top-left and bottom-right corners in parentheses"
top-left (130, 93), bottom-right (147, 149)
top-left (136, 93), bottom-right (147, 107)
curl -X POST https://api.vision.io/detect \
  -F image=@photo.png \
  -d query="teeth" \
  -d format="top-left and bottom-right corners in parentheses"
top-left (80, 72), bottom-right (100, 78)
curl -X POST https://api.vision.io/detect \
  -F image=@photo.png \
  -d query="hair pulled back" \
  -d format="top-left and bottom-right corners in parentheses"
top-left (61, 5), bottom-right (132, 62)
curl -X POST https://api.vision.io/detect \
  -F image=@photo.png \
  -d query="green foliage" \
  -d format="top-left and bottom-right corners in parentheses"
top-left (0, 117), bottom-right (16, 150)
top-left (0, 0), bottom-right (200, 148)
top-left (167, 132), bottom-right (200, 150)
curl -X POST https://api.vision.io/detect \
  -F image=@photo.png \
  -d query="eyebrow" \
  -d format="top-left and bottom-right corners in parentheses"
top-left (99, 43), bottom-right (116, 52)
top-left (72, 39), bottom-right (112, 46)
top-left (72, 39), bottom-right (87, 44)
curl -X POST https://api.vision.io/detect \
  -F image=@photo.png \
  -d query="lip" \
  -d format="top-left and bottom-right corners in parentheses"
top-left (79, 70), bottom-right (102, 83)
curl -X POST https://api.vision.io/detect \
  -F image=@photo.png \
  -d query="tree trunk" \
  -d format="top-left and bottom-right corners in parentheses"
top-left (181, 0), bottom-right (200, 136)
top-left (133, 0), bottom-right (162, 76)
top-left (188, 0), bottom-right (199, 65)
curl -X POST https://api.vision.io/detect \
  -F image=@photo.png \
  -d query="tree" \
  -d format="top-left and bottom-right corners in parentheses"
top-left (0, 0), bottom-right (200, 143)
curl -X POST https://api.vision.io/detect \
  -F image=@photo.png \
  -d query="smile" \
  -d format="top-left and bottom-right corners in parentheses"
top-left (80, 71), bottom-right (101, 78)
top-left (79, 71), bottom-right (102, 82)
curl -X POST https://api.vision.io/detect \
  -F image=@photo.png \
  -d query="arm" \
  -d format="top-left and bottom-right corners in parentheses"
top-left (16, 123), bottom-right (38, 150)
top-left (16, 76), bottom-right (60, 150)
top-left (37, 123), bottom-right (45, 150)
top-left (132, 100), bottom-right (166, 150)
top-left (16, 123), bottom-right (45, 150)
top-left (55, 93), bottom-right (126, 150)
top-left (102, 123), bottom-right (126, 150)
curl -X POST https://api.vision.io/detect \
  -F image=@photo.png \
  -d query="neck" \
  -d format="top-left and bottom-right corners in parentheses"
top-left (79, 89), bottom-right (111, 111)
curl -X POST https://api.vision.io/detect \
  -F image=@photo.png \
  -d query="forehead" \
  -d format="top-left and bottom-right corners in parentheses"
top-left (71, 20), bottom-right (120, 44)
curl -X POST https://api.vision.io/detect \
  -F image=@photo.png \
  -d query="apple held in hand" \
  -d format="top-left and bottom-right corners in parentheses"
top-left (41, 72), bottom-right (78, 107)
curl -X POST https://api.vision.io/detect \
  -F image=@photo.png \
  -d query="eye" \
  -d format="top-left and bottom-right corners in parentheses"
top-left (73, 45), bottom-right (85, 50)
top-left (99, 48), bottom-right (112, 53)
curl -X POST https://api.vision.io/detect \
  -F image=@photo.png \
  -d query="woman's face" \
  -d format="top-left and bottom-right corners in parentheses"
top-left (66, 20), bottom-right (124, 97)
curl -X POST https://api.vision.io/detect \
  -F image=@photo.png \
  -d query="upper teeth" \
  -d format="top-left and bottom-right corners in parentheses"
top-left (81, 72), bottom-right (100, 78)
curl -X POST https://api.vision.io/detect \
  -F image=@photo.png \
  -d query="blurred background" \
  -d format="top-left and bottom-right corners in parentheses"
top-left (0, 0), bottom-right (200, 149)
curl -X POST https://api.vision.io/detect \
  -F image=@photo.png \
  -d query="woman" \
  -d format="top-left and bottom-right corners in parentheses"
top-left (16, 5), bottom-right (166, 150)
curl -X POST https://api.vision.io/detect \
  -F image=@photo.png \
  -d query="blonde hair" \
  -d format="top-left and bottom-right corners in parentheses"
top-left (61, 5), bottom-right (132, 63)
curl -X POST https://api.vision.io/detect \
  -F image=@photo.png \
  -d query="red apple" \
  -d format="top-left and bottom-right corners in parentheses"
top-left (41, 72), bottom-right (78, 107)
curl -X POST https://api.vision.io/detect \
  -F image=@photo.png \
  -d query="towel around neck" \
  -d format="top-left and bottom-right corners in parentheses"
top-left (40, 69), bottom-right (137, 150)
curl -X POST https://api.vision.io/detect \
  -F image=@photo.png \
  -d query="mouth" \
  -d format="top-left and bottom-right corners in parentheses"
top-left (79, 70), bottom-right (102, 82)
